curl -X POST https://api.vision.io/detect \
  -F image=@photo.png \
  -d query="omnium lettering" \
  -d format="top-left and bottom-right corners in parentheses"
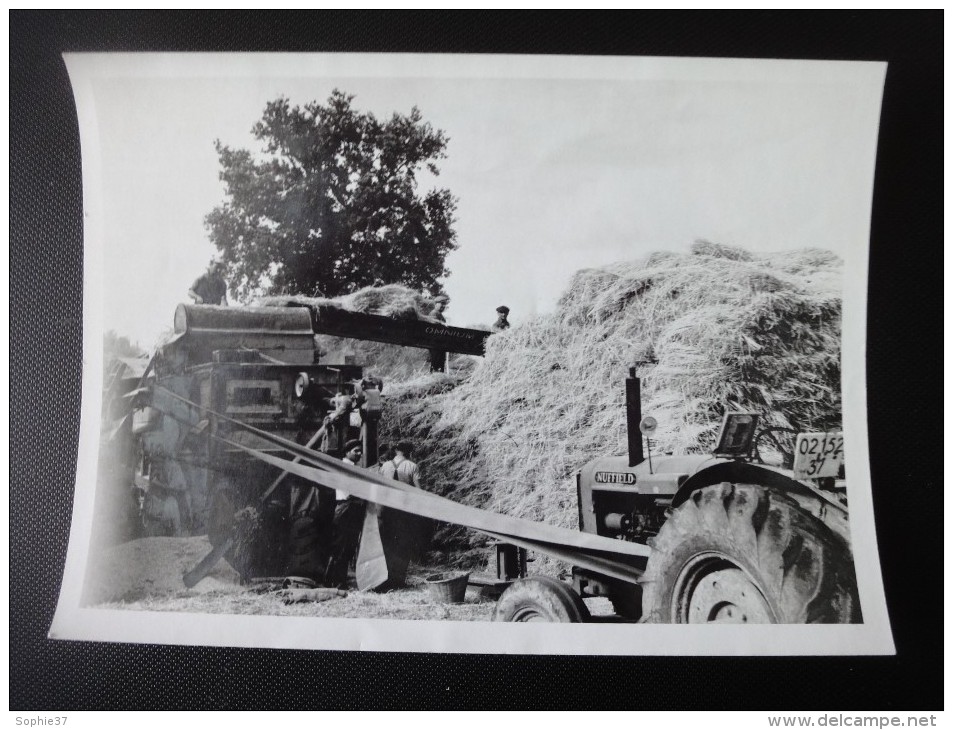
top-left (424, 326), bottom-right (476, 339)
top-left (594, 472), bottom-right (637, 485)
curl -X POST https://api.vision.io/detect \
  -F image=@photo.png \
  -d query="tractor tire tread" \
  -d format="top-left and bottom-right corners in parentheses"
top-left (642, 482), bottom-right (860, 624)
top-left (493, 575), bottom-right (591, 623)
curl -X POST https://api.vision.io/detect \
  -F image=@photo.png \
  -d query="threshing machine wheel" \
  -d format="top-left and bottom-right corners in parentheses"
top-left (641, 482), bottom-right (860, 624)
top-left (493, 576), bottom-right (591, 623)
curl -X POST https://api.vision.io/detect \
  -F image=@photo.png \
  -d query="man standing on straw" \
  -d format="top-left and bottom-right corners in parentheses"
top-left (492, 305), bottom-right (511, 331)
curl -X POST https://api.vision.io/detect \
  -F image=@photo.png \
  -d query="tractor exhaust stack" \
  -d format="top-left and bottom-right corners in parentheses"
top-left (626, 366), bottom-right (644, 467)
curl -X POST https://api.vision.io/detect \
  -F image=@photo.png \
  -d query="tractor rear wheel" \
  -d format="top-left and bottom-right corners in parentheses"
top-left (493, 576), bottom-right (591, 623)
top-left (642, 482), bottom-right (860, 624)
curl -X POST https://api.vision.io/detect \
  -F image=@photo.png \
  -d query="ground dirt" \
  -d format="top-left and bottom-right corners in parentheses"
top-left (84, 536), bottom-right (616, 620)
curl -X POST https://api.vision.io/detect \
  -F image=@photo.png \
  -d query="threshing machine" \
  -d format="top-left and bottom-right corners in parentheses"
top-left (115, 302), bottom-right (489, 586)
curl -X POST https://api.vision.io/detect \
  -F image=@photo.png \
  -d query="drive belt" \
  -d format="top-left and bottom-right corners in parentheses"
top-left (150, 386), bottom-right (649, 586)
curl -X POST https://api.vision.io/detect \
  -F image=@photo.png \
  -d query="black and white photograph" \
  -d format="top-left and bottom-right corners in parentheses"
top-left (45, 50), bottom-right (897, 656)
top-left (12, 10), bottom-right (945, 716)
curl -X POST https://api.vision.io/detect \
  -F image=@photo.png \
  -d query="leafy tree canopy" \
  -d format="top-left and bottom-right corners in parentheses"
top-left (205, 90), bottom-right (458, 300)
top-left (104, 330), bottom-right (146, 359)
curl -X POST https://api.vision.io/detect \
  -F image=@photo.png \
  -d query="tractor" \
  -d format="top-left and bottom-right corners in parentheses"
top-left (493, 367), bottom-right (860, 624)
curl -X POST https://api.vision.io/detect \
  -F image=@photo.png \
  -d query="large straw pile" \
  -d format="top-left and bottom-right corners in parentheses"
top-left (378, 243), bottom-right (843, 567)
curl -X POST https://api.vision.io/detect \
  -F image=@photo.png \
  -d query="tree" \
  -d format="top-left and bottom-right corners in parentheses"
top-left (102, 330), bottom-right (146, 383)
top-left (103, 329), bottom-right (145, 359)
top-left (205, 91), bottom-right (458, 300)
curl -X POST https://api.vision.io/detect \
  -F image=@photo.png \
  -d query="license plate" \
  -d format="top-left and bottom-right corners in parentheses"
top-left (792, 432), bottom-right (844, 479)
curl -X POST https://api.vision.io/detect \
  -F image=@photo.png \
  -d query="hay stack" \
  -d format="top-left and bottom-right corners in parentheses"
top-left (380, 243), bottom-right (843, 564)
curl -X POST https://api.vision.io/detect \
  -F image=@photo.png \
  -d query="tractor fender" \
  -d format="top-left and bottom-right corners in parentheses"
top-left (672, 461), bottom-right (851, 547)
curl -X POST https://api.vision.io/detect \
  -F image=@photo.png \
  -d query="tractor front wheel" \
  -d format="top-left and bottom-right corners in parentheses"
top-left (641, 482), bottom-right (860, 624)
top-left (493, 576), bottom-right (591, 623)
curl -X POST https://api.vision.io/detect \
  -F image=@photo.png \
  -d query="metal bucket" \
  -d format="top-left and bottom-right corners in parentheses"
top-left (424, 571), bottom-right (470, 604)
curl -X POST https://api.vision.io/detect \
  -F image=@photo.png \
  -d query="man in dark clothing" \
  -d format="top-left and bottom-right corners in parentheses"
top-left (326, 439), bottom-right (366, 588)
top-left (379, 441), bottom-right (432, 568)
top-left (188, 261), bottom-right (228, 305)
top-left (493, 305), bottom-right (511, 331)
top-left (376, 444), bottom-right (394, 473)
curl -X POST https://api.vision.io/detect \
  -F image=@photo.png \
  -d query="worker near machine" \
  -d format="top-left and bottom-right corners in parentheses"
top-left (326, 439), bottom-right (366, 588)
top-left (431, 294), bottom-right (448, 321)
top-left (376, 444), bottom-right (394, 473)
top-left (381, 441), bottom-right (432, 563)
top-left (428, 294), bottom-right (449, 372)
top-left (380, 441), bottom-right (422, 487)
top-left (187, 260), bottom-right (228, 306)
top-left (340, 439), bottom-right (362, 468)
top-left (493, 305), bottom-right (511, 331)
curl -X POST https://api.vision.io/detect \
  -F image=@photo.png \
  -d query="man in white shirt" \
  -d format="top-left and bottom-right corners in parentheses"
top-left (326, 439), bottom-right (365, 588)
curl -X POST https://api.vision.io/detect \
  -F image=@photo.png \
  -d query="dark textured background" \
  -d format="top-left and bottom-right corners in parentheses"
top-left (10, 11), bottom-right (942, 710)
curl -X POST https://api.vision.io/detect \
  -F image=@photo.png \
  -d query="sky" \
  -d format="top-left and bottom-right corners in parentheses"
top-left (66, 54), bottom-right (885, 349)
